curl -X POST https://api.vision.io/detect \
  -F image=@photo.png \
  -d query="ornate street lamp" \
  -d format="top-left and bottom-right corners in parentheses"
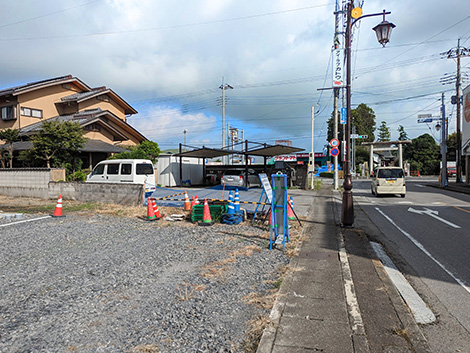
top-left (342, 3), bottom-right (395, 227)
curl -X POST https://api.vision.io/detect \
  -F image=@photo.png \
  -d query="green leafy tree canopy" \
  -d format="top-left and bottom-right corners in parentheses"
top-left (28, 120), bottom-right (86, 168)
top-left (403, 133), bottom-right (440, 175)
top-left (109, 140), bottom-right (161, 163)
top-left (0, 128), bottom-right (20, 168)
top-left (327, 103), bottom-right (376, 143)
top-left (377, 121), bottom-right (391, 142)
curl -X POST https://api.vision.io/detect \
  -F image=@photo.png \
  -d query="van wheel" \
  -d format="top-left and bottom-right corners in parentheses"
top-left (401, 194), bottom-right (406, 198)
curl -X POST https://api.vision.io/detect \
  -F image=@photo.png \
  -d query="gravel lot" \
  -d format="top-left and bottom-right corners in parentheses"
top-left (0, 214), bottom-right (289, 352)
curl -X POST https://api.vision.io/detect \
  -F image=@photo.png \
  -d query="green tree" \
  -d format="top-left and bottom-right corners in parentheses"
top-left (0, 128), bottom-right (20, 168)
top-left (27, 120), bottom-right (86, 168)
top-left (403, 133), bottom-right (440, 175)
top-left (327, 103), bottom-right (376, 143)
top-left (109, 140), bottom-right (161, 163)
top-left (377, 121), bottom-right (391, 142)
top-left (446, 132), bottom-right (458, 162)
top-left (397, 125), bottom-right (409, 141)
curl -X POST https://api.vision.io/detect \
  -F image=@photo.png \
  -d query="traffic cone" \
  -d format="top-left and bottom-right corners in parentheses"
top-left (288, 196), bottom-right (295, 221)
top-left (145, 197), bottom-right (157, 221)
top-left (51, 195), bottom-right (65, 217)
top-left (184, 191), bottom-right (190, 211)
top-left (195, 195), bottom-right (200, 205)
top-left (234, 189), bottom-right (240, 212)
top-left (227, 191), bottom-right (235, 215)
top-left (153, 203), bottom-right (164, 219)
top-left (190, 196), bottom-right (196, 213)
top-left (151, 198), bottom-right (164, 219)
top-left (198, 198), bottom-right (214, 226)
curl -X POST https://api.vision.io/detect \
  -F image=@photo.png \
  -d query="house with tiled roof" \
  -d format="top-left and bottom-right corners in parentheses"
top-left (0, 75), bottom-right (145, 168)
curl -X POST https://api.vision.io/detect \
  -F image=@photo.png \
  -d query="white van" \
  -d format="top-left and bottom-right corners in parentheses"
top-left (371, 167), bottom-right (406, 198)
top-left (86, 159), bottom-right (156, 186)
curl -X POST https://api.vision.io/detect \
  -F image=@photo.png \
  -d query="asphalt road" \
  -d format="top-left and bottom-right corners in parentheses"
top-left (352, 177), bottom-right (470, 353)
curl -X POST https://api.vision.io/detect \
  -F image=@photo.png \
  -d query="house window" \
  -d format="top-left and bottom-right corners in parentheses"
top-left (1, 106), bottom-right (17, 120)
top-left (20, 107), bottom-right (42, 118)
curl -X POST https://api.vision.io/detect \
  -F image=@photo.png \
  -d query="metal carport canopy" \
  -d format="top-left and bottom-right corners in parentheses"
top-left (176, 142), bottom-right (304, 158)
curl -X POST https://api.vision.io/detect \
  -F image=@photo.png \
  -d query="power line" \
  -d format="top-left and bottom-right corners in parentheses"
top-left (0, 3), bottom-right (334, 41)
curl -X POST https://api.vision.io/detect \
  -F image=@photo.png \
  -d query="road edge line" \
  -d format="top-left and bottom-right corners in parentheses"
top-left (0, 215), bottom-right (51, 228)
top-left (370, 241), bottom-right (436, 325)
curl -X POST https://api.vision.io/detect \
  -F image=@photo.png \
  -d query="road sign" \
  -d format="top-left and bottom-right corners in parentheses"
top-left (329, 138), bottom-right (340, 147)
top-left (417, 114), bottom-right (433, 123)
top-left (351, 134), bottom-right (368, 139)
top-left (330, 147), bottom-right (339, 157)
top-left (340, 108), bottom-right (347, 124)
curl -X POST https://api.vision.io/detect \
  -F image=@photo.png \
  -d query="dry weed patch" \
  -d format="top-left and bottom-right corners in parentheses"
top-left (230, 245), bottom-right (262, 257)
top-left (243, 290), bottom-right (278, 309)
top-left (242, 315), bottom-right (273, 353)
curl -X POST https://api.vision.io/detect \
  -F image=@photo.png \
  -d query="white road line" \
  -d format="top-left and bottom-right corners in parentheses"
top-left (338, 235), bottom-right (368, 337)
top-left (416, 184), bottom-right (425, 188)
top-left (0, 215), bottom-right (51, 228)
top-left (375, 207), bottom-right (470, 295)
top-left (370, 242), bottom-right (436, 324)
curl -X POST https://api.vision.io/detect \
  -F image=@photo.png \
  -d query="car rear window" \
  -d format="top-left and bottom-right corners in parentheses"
top-left (224, 170), bottom-right (245, 176)
top-left (377, 168), bottom-right (404, 178)
top-left (136, 163), bottom-right (154, 175)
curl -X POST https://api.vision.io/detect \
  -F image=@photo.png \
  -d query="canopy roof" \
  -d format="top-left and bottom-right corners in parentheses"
top-left (176, 140), bottom-right (304, 159)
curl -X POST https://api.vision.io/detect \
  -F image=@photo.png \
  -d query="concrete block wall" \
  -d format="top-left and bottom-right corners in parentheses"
top-left (0, 169), bottom-right (144, 206)
top-left (49, 182), bottom-right (143, 206)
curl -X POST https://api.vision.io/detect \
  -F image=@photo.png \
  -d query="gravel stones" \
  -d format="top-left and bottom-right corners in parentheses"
top-left (0, 214), bottom-right (288, 352)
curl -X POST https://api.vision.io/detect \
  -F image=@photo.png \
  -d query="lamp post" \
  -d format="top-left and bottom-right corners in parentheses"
top-left (341, 3), bottom-right (395, 227)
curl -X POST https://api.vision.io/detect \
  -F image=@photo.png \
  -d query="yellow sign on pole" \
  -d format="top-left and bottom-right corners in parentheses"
top-left (351, 7), bottom-right (363, 19)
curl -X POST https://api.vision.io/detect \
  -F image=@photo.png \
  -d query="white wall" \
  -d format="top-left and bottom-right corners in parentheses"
top-left (155, 155), bottom-right (204, 187)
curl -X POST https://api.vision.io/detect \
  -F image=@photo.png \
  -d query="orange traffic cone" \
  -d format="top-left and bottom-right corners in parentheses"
top-left (51, 195), bottom-right (66, 217)
top-left (198, 198), bottom-right (213, 226)
top-left (150, 198), bottom-right (164, 219)
top-left (288, 196), bottom-right (295, 221)
top-left (184, 191), bottom-right (191, 211)
top-left (195, 195), bottom-right (200, 205)
top-left (145, 198), bottom-right (157, 221)
top-left (190, 196), bottom-right (196, 213)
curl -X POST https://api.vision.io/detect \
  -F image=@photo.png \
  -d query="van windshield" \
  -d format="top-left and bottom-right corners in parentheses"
top-left (91, 164), bottom-right (104, 175)
top-left (377, 168), bottom-right (404, 178)
top-left (136, 164), bottom-right (154, 175)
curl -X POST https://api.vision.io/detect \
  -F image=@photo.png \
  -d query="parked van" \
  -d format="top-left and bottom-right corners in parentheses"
top-left (86, 159), bottom-right (156, 186)
top-left (371, 167), bottom-right (406, 198)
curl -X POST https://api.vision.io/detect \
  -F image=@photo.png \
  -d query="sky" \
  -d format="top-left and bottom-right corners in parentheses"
top-left (1, 0), bottom-right (470, 154)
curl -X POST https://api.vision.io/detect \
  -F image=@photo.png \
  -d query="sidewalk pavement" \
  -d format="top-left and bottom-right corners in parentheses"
top-left (426, 180), bottom-right (470, 195)
top-left (257, 185), bottom-right (431, 353)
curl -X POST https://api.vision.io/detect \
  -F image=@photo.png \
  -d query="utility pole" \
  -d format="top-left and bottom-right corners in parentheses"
top-left (311, 106), bottom-right (315, 190)
top-left (332, 0), bottom-right (342, 190)
top-left (440, 93), bottom-right (448, 187)
top-left (442, 40), bottom-right (470, 183)
top-left (219, 80), bottom-right (233, 165)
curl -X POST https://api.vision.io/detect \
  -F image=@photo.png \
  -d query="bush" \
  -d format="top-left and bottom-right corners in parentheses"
top-left (67, 170), bottom-right (88, 182)
top-left (319, 171), bottom-right (334, 178)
